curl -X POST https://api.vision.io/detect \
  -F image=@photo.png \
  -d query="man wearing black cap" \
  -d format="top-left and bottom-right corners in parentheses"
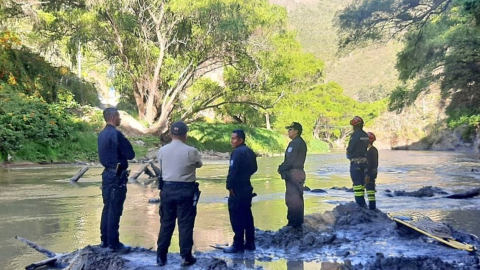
top-left (223, 129), bottom-right (258, 254)
top-left (97, 107), bottom-right (135, 252)
top-left (277, 122), bottom-right (307, 229)
top-left (156, 121), bottom-right (203, 267)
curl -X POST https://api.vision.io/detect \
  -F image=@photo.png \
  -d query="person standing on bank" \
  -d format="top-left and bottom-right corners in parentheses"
top-left (97, 107), bottom-right (135, 252)
top-left (346, 116), bottom-right (370, 207)
top-left (224, 129), bottom-right (258, 254)
top-left (277, 122), bottom-right (307, 229)
top-left (156, 121), bottom-right (203, 267)
top-left (365, 132), bottom-right (378, 210)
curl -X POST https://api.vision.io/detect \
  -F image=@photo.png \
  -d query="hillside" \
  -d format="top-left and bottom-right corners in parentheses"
top-left (269, 0), bottom-right (400, 101)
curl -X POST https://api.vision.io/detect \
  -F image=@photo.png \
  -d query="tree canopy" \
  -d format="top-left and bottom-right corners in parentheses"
top-left (336, 0), bottom-right (480, 117)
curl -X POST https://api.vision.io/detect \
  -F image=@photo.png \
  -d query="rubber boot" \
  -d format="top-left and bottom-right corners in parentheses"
top-left (369, 200), bottom-right (376, 210)
top-left (354, 196), bottom-right (367, 207)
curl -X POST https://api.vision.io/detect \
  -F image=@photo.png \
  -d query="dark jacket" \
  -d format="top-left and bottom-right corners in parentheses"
top-left (98, 124), bottom-right (135, 170)
top-left (346, 129), bottom-right (369, 160)
top-left (226, 144), bottom-right (257, 191)
top-left (366, 146), bottom-right (378, 178)
top-left (278, 136), bottom-right (307, 173)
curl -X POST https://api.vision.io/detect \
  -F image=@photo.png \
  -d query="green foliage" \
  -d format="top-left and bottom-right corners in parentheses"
top-left (337, 0), bottom-right (480, 127)
top-left (0, 90), bottom-right (83, 155)
top-left (187, 122), bottom-right (288, 155)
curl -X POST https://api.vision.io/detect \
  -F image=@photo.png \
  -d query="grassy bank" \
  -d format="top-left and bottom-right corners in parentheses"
top-left (187, 123), bottom-right (329, 156)
top-left (5, 123), bottom-right (329, 163)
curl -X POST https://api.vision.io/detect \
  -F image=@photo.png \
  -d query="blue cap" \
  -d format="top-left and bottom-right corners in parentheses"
top-left (171, 121), bottom-right (188, 136)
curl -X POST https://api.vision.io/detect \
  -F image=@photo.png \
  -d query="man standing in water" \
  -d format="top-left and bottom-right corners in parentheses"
top-left (97, 107), bottom-right (135, 252)
top-left (277, 122), bottom-right (307, 229)
top-left (224, 129), bottom-right (258, 253)
top-left (156, 121), bottom-right (202, 267)
top-left (346, 116), bottom-right (370, 207)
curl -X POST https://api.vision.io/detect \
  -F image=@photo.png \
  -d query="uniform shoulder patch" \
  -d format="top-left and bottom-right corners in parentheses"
top-left (287, 147), bottom-right (293, 153)
top-left (230, 160), bottom-right (234, 167)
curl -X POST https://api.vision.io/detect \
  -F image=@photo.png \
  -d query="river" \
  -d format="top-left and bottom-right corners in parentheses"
top-left (1, 150), bottom-right (479, 270)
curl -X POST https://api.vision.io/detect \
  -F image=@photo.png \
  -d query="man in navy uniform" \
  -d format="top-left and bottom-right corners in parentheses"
top-left (223, 129), bottom-right (258, 253)
top-left (156, 121), bottom-right (203, 267)
top-left (278, 122), bottom-right (307, 229)
top-left (97, 107), bottom-right (135, 251)
top-left (346, 116), bottom-right (370, 207)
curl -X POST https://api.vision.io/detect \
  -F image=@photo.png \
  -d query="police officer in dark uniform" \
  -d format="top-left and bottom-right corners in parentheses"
top-left (277, 122), bottom-right (307, 229)
top-left (156, 121), bottom-right (202, 267)
top-left (223, 129), bottom-right (258, 254)
top-left (346, 116), bottom-right (370, 207)
top-left (97, 108), bottom-right (135, 251)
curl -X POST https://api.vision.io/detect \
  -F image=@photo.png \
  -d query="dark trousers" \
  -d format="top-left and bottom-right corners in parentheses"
top-left (285, 169), bottom-right (305, 227)
top-left (157, 184), bottom-right (197, 259)
top-left (350, 162), bottom-right (367, 207)
top-left (100, 171), bottom-right (127, 247)
top-left (366, 177), bottom-right (376, 209)
top-left (228, 187), bottom-right (255, 248)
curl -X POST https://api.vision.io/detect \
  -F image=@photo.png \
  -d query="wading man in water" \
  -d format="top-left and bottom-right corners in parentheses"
top-left (224, 129), bottom-right (258, 253)
top-left (97, 107), bottom-right (135, 252)
top-left (156, 121), bottom-right (202, 267)
top-left (346, 116), bottom-right (369, 207)
top-left (277, 122), bottom-right (307, 229)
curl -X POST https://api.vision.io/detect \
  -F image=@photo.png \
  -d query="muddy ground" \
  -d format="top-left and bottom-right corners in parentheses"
top-left (32, 202), bottom-right (480, 270)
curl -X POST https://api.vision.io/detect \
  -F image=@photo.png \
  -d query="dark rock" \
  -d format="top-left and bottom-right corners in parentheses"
top-left (148, 198), bottom-right (160, 204)
top-left (367, 253), bottom-right (473, 270)
top-left (393, 186), bottom-right (447, 197)
top-left (310, 189), bottom-right (327, 193)
top-left (444, 188), bottom-right (480, 199)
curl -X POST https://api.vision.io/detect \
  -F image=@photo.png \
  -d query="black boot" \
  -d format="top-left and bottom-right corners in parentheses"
top-left (369, 201), bottom-right (376, 210)
top-left (354, 196), bottom-right (367, 207)
top-left (156, 253), bottom-right (167, 266)
top-left (244, 242), bottom-right (256, 251)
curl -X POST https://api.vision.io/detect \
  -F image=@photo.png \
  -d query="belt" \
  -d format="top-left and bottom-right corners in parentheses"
top-left (351, 158), bottom-right (367, 164)
top-left (163, 181), bottom-right (196, 187)
top-left (104, 167), bottom-right (125, 173)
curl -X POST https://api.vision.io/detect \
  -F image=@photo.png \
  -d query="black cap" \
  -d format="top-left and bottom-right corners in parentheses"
top-left (285, 122), bottom-right (302, 132)
top-left (170, 121), bottom-right (188, 136)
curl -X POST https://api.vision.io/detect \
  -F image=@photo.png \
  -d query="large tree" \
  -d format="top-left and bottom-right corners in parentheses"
top-left (27, 0), bottom-right (284, 134)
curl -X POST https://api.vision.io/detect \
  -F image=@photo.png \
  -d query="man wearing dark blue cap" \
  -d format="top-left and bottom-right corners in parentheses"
top-left (156, 121), bottom-right (203, 267)
top-left (277, 122), bottom-right (307, 229)
top-left (223, 129), bottom-right (258, 253)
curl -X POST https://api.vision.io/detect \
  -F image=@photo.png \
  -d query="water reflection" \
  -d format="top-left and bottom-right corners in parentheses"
top-left (1, 150), bottom-right (480, 269)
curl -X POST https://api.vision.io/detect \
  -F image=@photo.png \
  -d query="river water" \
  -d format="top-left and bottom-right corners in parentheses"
top-left (1, 150), bottom-right (480, 270)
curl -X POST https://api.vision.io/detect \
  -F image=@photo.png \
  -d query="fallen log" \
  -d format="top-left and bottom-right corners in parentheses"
top-left (25, 254), bottom-right (66, 270)
top-left (70, 166), bottom-right (89, 182)
top-left (15, 236), bottom-right (57, 258)
top-left (143, 167), bottom-right (156, 178)
top-left (150, 161), bottom-right (161, 177)
top-left (15, 236), bottom-right (67, 270)
top-left (444, 188), bottom-right (480, 199)
top-left (128, 163), bottom-right (150, 182)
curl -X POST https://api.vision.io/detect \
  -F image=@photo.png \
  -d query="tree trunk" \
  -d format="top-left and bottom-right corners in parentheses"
top-left (145, 82), bottom-right (158, 125)
top-left (149, 108), bottom-right (171, 137)
top-left (265, 113), bottom-right (271, 129)
top-left (133, 80), bottom-right (146, 120)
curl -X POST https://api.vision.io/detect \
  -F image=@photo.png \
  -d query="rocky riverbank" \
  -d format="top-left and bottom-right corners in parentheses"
top-left (22, 203), bottom-right (480, 270)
